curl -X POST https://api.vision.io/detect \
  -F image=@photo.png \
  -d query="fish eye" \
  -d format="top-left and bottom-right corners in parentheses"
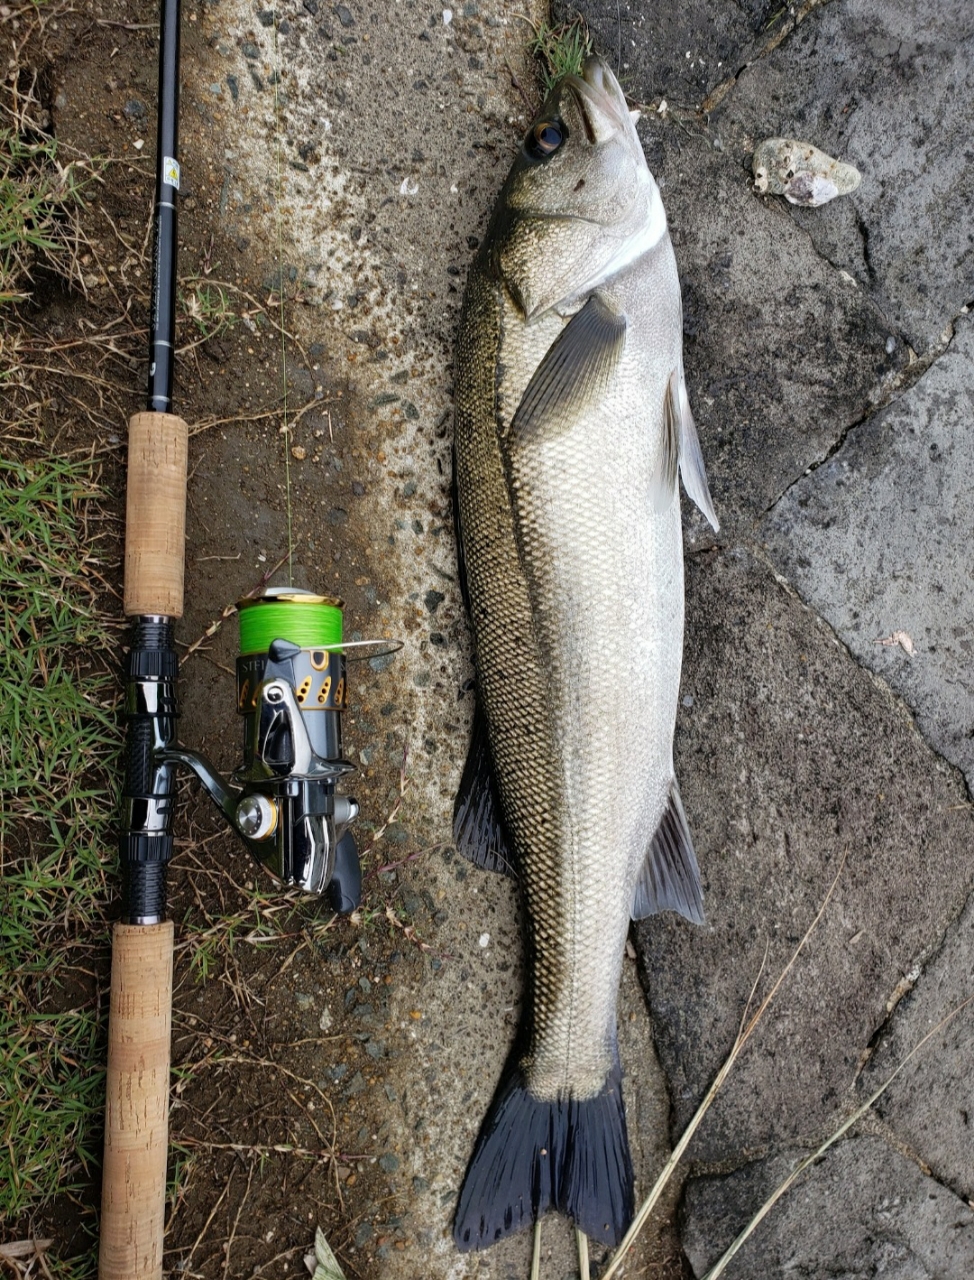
top-left (526, 120), bottom-right (565, 159)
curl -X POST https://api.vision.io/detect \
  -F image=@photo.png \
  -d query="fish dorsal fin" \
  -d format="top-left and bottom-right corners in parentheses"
top-left (632, 780), bottom-right (705, 923)
top-left (667, 366), bottom-right (719, 531)
top-left (453, 699), bottom-right (517, 879)
top-left (510, 294), bottom-right (627, 442)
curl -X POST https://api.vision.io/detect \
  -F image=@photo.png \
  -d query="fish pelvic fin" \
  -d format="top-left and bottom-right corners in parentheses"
top-left (666, 366), bottom-right (719, 531)
top-left (453, 1056), bottom-right (634, 1251)
top-left (453, 699), bottom-right (517, 878)
top-left (510, 294), bottom-right (627, 442)
top-left (632, 779), bottom-right (705, 923)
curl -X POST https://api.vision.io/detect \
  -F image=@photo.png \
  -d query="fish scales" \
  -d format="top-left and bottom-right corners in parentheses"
top-left (457, 244), bottom-right (685, 1097)
top-left (454, 266), bottom-right (575, 1037)
top-left (452, 57), bottom-right (718, 1252)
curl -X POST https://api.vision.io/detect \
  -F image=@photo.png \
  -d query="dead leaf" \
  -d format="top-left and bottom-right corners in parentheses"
top-left (874, 630), bottom-right (914, 656)
top-left (307, 1226), bottom-right (347, 1280)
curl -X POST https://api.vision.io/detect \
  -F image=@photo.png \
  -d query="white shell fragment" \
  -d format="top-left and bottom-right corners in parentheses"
top-left (752, 137), bottom-right (861, 207)
top-left (875, 630), bottom-right (915, 657)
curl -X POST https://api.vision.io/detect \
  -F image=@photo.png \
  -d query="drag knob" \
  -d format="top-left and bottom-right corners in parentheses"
top-left (235, 793), bottom-right (278, 840)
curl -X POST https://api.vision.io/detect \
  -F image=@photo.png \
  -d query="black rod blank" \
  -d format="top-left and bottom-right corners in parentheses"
top-left (123, 0), bottom-right (184, 923)
top-left (147, 0), bottom-right (181, 413)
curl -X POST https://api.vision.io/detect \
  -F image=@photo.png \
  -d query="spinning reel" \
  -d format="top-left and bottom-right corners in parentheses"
top-left (122, 587), bottom-right (387, 920)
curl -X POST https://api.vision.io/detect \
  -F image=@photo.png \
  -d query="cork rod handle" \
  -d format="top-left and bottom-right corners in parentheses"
top-left (98, 922), bottom-right (174, 1280)
top-left (124, 412), bottom-right (188, 618)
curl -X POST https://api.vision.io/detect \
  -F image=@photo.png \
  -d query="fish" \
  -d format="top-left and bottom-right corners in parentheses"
top-left (450, 56), bottom-right (719, 1251)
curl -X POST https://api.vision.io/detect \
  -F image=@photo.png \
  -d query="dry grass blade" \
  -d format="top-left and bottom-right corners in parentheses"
top-left (700, 990), bottom-right (974, 1279)
top-left (180, 1166), bottom-right (234, 1278)
top-left (599, 852), bottom-right (847, 1280)
top-left (576, 1227), bottom-right (590, 1280)
top-left (0, 1240), bottom-right (54, 1261)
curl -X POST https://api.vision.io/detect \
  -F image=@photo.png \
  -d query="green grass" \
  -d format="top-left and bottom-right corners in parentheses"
top-left (529, 19), bottom-right (593, 93)
top-left (182, 282), bottom-right (237, 341)
top-left (0, 125), bottom-right (95, 305)
top-left (0, 454), bottom-right (119, 1231)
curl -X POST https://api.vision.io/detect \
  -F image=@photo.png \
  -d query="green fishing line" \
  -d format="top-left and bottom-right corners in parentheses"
top-left (238, 599), bottom-right (343, 654)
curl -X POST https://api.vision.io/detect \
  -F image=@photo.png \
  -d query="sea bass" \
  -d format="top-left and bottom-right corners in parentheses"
top-left (451, 58), bottom-right (719, 1250)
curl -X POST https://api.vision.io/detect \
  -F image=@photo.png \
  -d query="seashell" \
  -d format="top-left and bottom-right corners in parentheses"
top-left (752, 137), bottom-right (861, 207)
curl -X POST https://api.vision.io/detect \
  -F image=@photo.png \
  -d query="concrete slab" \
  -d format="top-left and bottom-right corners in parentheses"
top-left (681, 1136), bottom-right (974, 1278)
top-left (651, 131), bottom-right (903, 534)
top-left (549, 19), bottom-right (913, 535)
top-left (635, 547), bottom-right (974, 1165)
top-left (762, 313), bottom-right (974, 792)
top-left (552, 0), bottom-right (766, 109)
top-left (720, 0), bottom-right (974, 353)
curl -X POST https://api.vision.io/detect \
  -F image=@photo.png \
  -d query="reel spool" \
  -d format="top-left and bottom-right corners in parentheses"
top-left (143, 586), bottom-right (380, 912)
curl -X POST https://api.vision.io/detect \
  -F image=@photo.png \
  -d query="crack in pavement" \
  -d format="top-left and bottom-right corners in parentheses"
top-left (854, 208), bottom-right (877, 284)
top-left (700, 0), bottom-right (839, 115)
top-left (756, 301), bottom-right (971, 522)
top-left (854, 1110), bottom-right (974, 1209)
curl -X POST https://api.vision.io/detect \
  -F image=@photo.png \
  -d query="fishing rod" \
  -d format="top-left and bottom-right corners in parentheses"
top-left (100, 4), bottom-right (377, 1275)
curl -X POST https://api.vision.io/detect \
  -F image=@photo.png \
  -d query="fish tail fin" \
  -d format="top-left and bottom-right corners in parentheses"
top-left (453, 1053), bottom-right (634, 1251)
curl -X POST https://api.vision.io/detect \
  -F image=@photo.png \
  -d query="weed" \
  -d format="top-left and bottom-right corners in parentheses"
top-left (182, 283), bottom-right (236, 341)
top-left (179, 881), bottom-right (333, 986)
top-left (167, 1146), bottom-right (198, 1218)
top-left (0, 454), bottom-right (119, 1225)
top-left (0, 80), bottom-right (100, 305)
top-left (527, 19), bottom-right (593, 93)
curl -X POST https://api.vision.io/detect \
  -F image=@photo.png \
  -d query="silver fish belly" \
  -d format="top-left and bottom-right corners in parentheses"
top-left (452, 56), bottom-right (718, 1252)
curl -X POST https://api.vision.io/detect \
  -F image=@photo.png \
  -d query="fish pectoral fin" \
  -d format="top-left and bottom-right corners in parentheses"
top-left (667, 366), bottom-right (720, 532)
top-left (632, 780), bottom-right (705, 923)
top-left (651, 376), bottom-right (681, 513)
top-left (453, 699), bottom-right (518, 879)
top-left (510, 294), bottom-right (627, 442)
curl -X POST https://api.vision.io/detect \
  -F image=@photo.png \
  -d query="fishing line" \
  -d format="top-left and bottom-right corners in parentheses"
top-left (238, 595), bottom-right (343, 654)
top-left (271, 3), bottom-right (293, 585)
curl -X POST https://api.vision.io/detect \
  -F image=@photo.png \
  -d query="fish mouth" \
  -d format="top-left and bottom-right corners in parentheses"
top-left (561, 57), bottom-right (632, 146)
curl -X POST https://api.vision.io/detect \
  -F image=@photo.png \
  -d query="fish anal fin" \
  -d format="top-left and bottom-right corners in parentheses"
top-left (667, 366), bottom-right (719, 531)
top-left (453, 701), bottom-right (517, 878)
top-left (510, 294), bottom-right (626, 442)
top-left (632, 780), bottom-right (705, 924)
top-left (453, 1056), bottom-right (634, 1251)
